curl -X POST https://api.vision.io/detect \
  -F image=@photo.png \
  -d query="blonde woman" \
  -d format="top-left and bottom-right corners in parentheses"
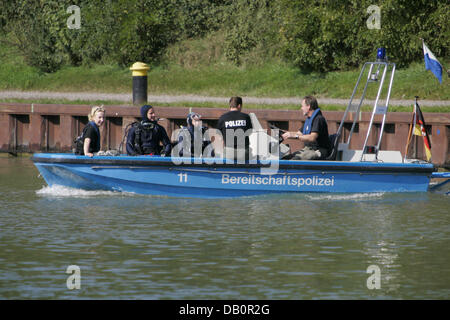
top-left (81, 105), bottom-right (105, 157)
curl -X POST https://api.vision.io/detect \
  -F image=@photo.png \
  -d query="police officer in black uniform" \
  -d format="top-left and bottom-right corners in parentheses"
top-left (217, 97), bottom-right (253, 161)
top-left (126, 105), bottom-right (171, 156)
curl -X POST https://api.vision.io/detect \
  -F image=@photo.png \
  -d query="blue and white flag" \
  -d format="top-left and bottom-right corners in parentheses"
top-left (423, 41), bottom-right (443, 84)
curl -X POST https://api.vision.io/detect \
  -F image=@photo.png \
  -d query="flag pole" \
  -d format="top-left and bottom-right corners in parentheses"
top-left (403, 96), bottom-right (418, 162)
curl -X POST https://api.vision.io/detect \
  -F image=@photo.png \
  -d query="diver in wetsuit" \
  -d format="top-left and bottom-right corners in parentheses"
top-left (126, 105), bottom-right (171, 156)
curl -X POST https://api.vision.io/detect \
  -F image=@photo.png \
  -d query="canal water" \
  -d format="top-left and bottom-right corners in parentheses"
top-left (0, 157), bottom-right (449, 299)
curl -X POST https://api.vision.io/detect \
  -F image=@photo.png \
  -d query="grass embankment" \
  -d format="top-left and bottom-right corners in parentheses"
top-left (0, 36), bottom-right (448, 111)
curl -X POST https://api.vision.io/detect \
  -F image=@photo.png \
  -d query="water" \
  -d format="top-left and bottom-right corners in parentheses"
top-left (0, 157), bottom-right (449, 299)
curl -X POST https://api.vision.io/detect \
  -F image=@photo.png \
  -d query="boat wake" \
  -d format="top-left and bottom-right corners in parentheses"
top-left (306, 192), bottom-right (386, 201)
top-left (36, 185), bottom-right (133, 198)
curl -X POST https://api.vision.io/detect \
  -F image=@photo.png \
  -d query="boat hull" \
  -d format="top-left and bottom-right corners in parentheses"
top-left (32, 153), bottom-right (435, 198)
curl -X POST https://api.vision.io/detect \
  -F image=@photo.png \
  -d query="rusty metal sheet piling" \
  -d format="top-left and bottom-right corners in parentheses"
top-left (0, 102), bottom-right (448, 166)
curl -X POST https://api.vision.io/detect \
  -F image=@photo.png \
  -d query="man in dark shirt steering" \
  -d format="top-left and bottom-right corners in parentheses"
top-left (282, 96), bottom-right (331, 160)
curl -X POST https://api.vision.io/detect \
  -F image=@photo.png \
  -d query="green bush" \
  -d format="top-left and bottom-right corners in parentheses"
top-left (174, 0), bottom-right (230, 39)
top-left (0, 0), bottom-right (448, 73)
top-left (222, 0), bottom-right (282, 65)
top-left (109, 0), bottom-right (179, 67)
top-left (1, 0), bottom-right (181, 71)
top-left (279, 0), bottom-right (449, 72)
top-left (1, 0), bottom-right (71, 72)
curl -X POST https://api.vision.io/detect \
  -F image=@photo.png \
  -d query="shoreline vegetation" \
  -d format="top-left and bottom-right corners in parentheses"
top-left (1, 40), bottom-right (448, 112)
top-left (0, 54), bottom-right (448, 112)
top-left (0, 1), bottom-right (448, 111)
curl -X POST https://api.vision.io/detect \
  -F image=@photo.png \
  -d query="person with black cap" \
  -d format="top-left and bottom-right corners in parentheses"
top-left (176, 112), bottom-right (213, 157)
top-left (125, 105), bottom-right (171, 156)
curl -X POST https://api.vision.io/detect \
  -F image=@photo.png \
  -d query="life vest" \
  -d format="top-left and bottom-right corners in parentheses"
top-left (302, 108), bottom-right (321, 135)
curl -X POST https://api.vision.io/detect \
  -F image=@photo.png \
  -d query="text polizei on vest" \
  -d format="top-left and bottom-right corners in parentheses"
top-left (224, 120), bottom-right (247, 128)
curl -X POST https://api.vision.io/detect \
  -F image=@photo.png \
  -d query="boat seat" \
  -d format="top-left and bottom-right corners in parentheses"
top-left (249, 113), bottom-right (290, 159)
top-left (325, 133), bottom-right (340, 161)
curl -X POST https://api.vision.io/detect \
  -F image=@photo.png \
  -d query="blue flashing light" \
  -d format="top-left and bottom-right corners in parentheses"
top-left (377, 47), bottom-right (386, 61)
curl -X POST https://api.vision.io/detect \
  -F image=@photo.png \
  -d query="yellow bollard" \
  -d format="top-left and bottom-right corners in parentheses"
top-left (130, 62), bottom-right (150, 105)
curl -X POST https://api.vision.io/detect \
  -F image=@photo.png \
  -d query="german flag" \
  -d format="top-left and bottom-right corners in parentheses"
top-left (413, 103), bottom-right (432, 161)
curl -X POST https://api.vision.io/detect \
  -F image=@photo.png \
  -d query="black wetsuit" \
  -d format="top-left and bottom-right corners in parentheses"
top-left (126, 121), bottom-right (171, 156)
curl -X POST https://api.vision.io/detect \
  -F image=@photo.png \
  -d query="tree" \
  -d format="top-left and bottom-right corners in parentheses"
top-left (279, 0), bottom-right (449, 72)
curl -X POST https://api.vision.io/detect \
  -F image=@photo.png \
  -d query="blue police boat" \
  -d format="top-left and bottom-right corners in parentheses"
top-left (31, 52), bottom-right (446, 198)
top-left (32, 152), bottom-right (437, 198)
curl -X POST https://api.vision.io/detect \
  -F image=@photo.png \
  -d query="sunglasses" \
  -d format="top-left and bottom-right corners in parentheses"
top-left (92, 106), bottom-right (105, 114)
